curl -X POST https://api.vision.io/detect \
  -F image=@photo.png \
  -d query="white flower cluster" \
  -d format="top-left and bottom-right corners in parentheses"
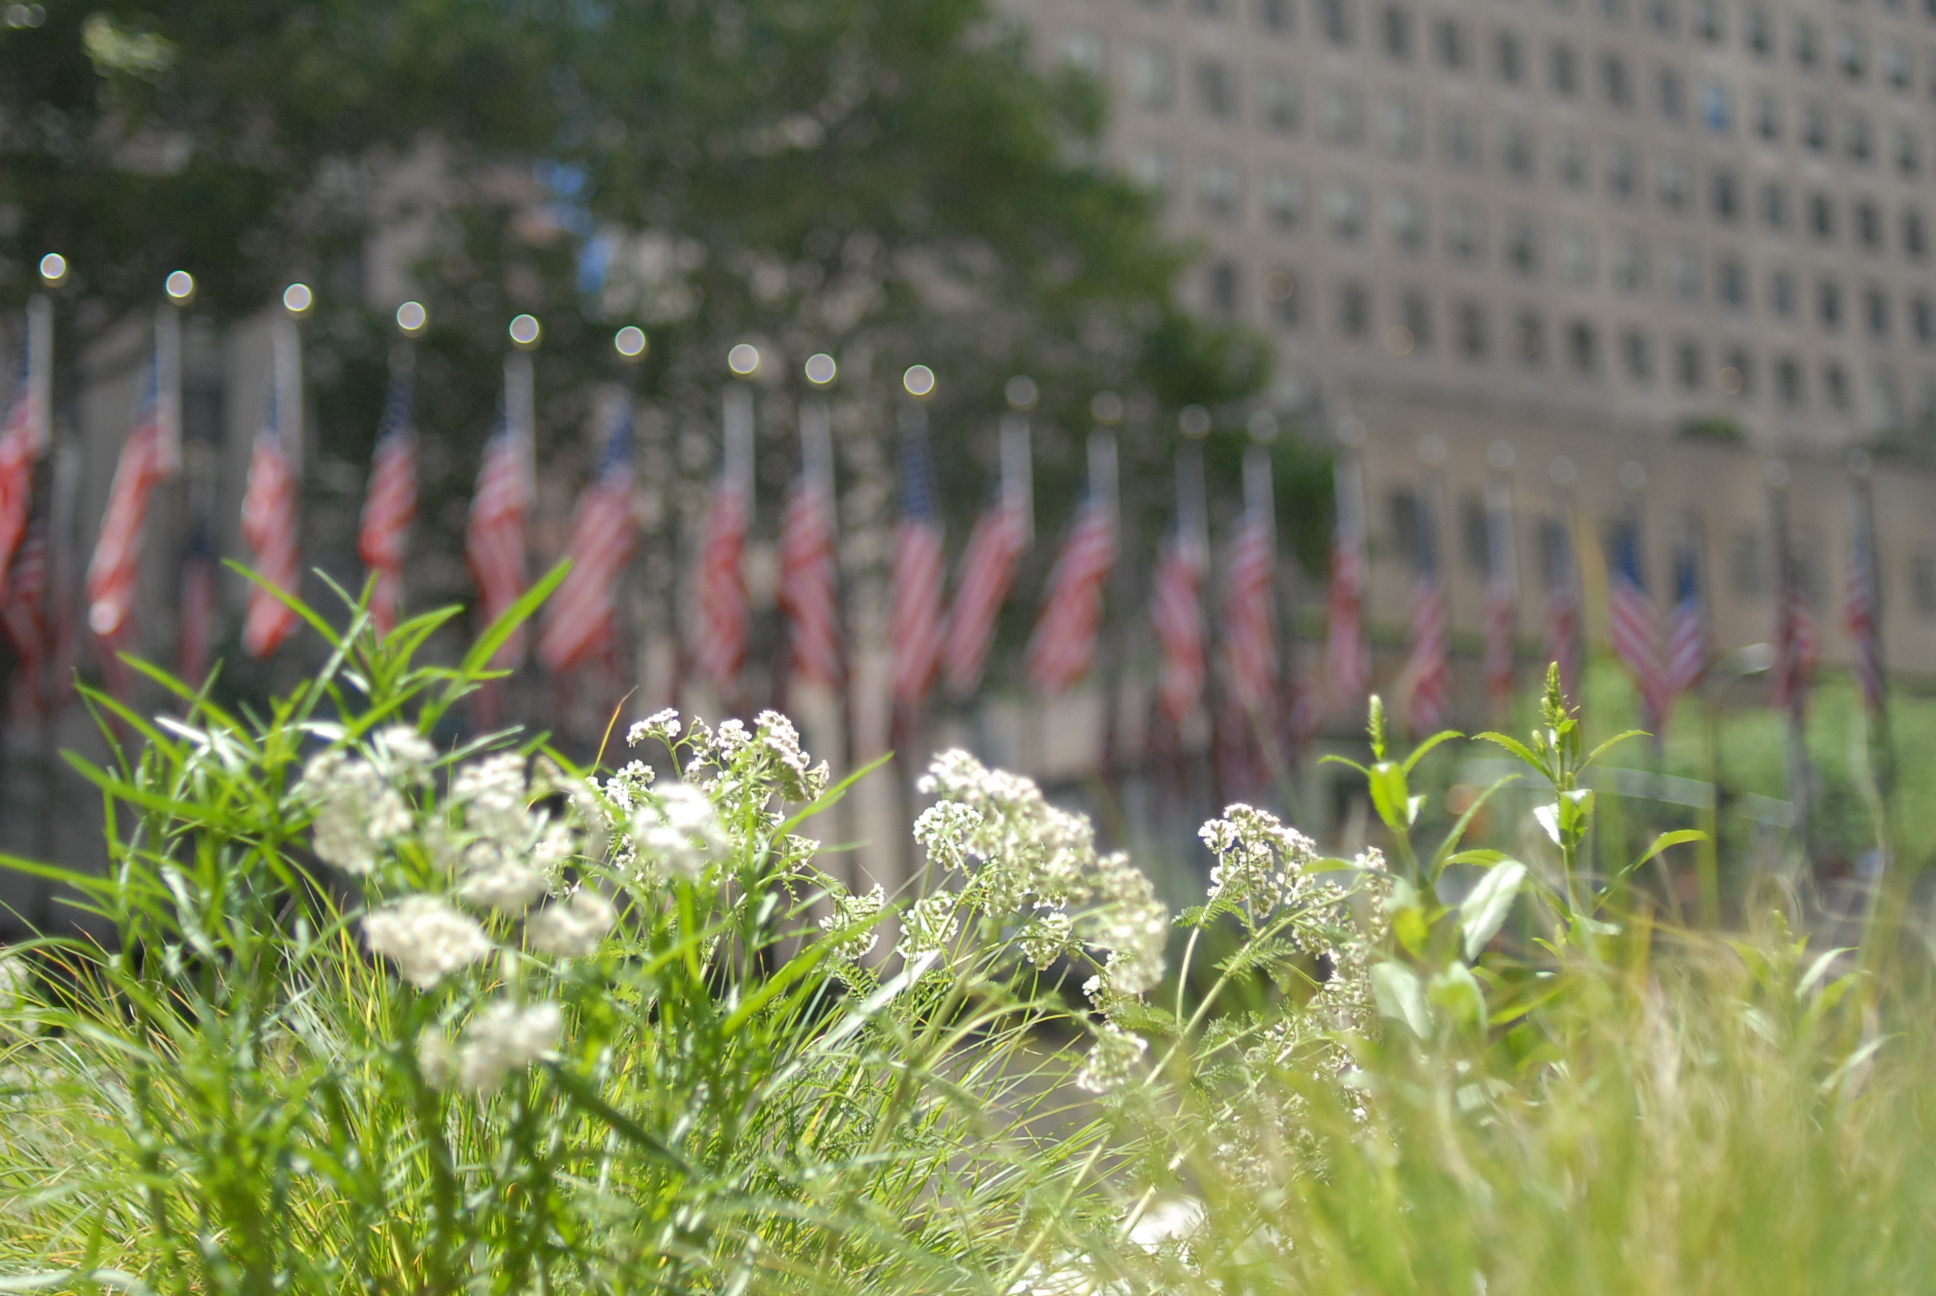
top-left (820, 884), bottom-right (885, 962)
top-left (1075, 1020), bottom-right (1149, 1094)
top-left (897, 891), bottom-right (959, 960)
top-left (364, 896), bottom-right (492, 988)
top-left (419, 1000), bottom-right (565, 1093)
top-left (1198, 804), bottom-right (1321, 920)
top-left (631, 781), bottom-right (727, 879)
top-left (296, 726), bottom-right (434, 874)
top-left (914, 750), bottom-right (1168, 1002)
top-left (526, 889), bottom-right (618, 958)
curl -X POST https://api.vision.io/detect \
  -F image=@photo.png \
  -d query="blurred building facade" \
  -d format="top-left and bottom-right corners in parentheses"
top-left (1000, 0), bottom-right (1936, 693)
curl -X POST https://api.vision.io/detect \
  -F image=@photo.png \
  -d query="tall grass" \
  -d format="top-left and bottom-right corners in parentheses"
top-left (0, 578), bottom-right (1927, 1296)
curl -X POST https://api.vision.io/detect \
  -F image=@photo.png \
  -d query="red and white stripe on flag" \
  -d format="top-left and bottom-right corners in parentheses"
top-left (779, 474), bottom-right (842, 690)
top-left (359, 436), bottom-right (416, 635)
top-left (1773, 585), bottom-right (1819, 713)
top-left (1026, 499), bottom-right (1115, 697)
top-left (1608, 578), bottom-right (1665, 726)
top-left (1665, 601), bottom-right (1707, 700)
top-left (944, 502), bottom-right (1027, 699)
top-left (1151, 537), bottom-right (1206, 725)
top-left (1403, 577), bottom-right (1451, 734)
top-left (891, 516), bottom-right (946, 706)
top-left (1224, 512), bottom-right (1276, 713)
top-left (1483, 586), bottom-right (1515, 709)
top-left (3, 531), bottom-right (46, 712)
top-left (1845, 522), bottom-right (1884, 713)
top-left (1325, 540), bottom-right (1369, 710)
top-left (692, 481), bottom-right (749, 693)
top-left (86, 364), bottom-right (171, 643)
top-left (240, 434), bottom-right (301, 657)
top-left (537, 483), bottom-right (634, 673)
top-left (0, 373), bottom-right (41, 607)
top-left (466, 430), bottom-right (530, 667)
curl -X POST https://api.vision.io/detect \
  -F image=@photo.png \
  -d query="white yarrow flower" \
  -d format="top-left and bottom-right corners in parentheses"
top-left (363, 897), bottom-right (492, 988)
top-left (820, 885), bottom-right (885, 961)
top-left (526, 889), bottom-right (618, 958)
top-left (633, 781), bottom-right (726, 878)
top-left (457, 999), bottom-right (564, 1092)
top-left (299, 749), bottom-right (412, 876)
top-left (627, 709), bottom-right (681, 746)
top-left (454, 841), bottom-right (549, 913)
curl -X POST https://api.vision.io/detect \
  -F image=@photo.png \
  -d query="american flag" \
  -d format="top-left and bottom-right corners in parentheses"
top-left (1607, 519), bottom-right (1666, 729)
top-left (1027, 492), bottom-right (1116, 697)
top-left (0, 307), bottom-right (49, 604)
top-left (1845, 482), bottom-right (1885, 713)
top-left (240, 369), bottom-right (302, 659)
top-left (2, 528), bottom-right (46, 714)
top-left (538, 395), bottom-right (637, 673)
top-left (1151, 529), bottom-right (1206, 725)
top-left (1772, 576), bottom-right (1819, 715)
top-left (1401, 492), bottom-right (1451, 734)
top-left (86, 349), bottom-right (176, 643)
top-left (1664, 537), bottom-right (1709, 701)
top-left (692, 470), bottom-right (749, 695)
top-left (178, 524), bottom-right (218, 683)
top-left (891, 420), bottom-right (946, 707)
top-left (467, 401), bottom-right (531, 668)
top-left (358, 363), bottom-right (416, 635)
top-left (1225, 507), bottom-right (1277, 713)
top-left (779, 468), bottom-right (841, 691)
top-left (1325, 457), bottom-right (1370, 712)
top-left (944, 489), bottom-right (1027, 699)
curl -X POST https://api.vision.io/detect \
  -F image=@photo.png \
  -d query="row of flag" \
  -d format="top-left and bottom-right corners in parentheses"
top-left (0, 294), bottom-right (1895, 747)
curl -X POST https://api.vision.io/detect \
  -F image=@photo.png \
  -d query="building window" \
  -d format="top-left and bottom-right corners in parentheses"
top-left (1319, 83), bottom-right (1365, 145)
top-left (1436, 16), bottom-right (1471, 68)
top-left (1857, 200), bottom-right (1883, 251)
top-left (1381, 93), bottom-right (1424, 158)
top-left (1557, 134), bottom-right (1589, 188)
top-left (1772, 269), bottom-right (1797, 317)
top-left (1457, 300), bottom-right (1489, 357)
top-left (1651, 0), bottom-right (1678, 34)
top-left (1820, 278), bottom-right (1844, 329)
top-left (1613, 233), bottom-right (1648, 293)
top-left (1603, 0), bottom-right (1632, 25)
top-left (1339, 280), bottom-right (1372, 337)
top-left (1559, 223), bottom-right (1596, 285)
top-left (1604, 54), bottom-right (1634, 107)
top-left (1198, 157), bottom-right (1244, 222)
top-left (1677, 339), bottom-right (1704, 389)
top-left (1761, 182), bottom-right (1787, 230)
top-left (1746, 6), bottom-right (1772, 56)
top-left (1128, 147), bottom-right (1178, 205)
top-left (1623, 329), bottom-right (1653, 382)
top-left (1825, 361), bottom-right (1851, 410)
top-left (1445, 199), bottom-right (1486, 262)
top-left (1658, 66), bottom-right (1685, 119)
top-left (1777, 356), bottom-right (1804, 405)
top-left (1192, 0), bottom-right (1236, 14)
top-left (1722, 348), bottom-right (1752, 396)
top-left (1261, 168), bottom-right (1308, 229)
top-left (1847, 113), bottom-right (1874, 164)
top-left (1811, 192), bottom-right (1835, 240)
top-left (1441, 107), bottom-right (1481, 170)
top-left (1694, 0), bottom-right (1722, 41)
top-left (1712, 168), bottom-right (1740, 220)
top-left (1668, 242), bottom-right (1701, 300)
top-left (1837, 24), bottom-right (1865, 80)
top-left (1607, 144), bottom-right (1640, 201)
top-left (1803, 102), bottom-right (1829, 152)
top-left (1899, 128), bottom-right (1922, 178)
top-left (1868, 287), bottom-right (1891, 337)
top-left (1502, 120), bottom-right (1536, 179)
top-left (1495, 29), bottom-right (1524, 82)
top-left (1258, 0), bottom-right (1296, 31)
top-left (1702, 80), bottom-right (1732, 130)
top-left (1659, 154), bottom-right (1693, 212)
top-left (1325, 179), bottom-right (1369, 239)
top-left (1914, 295), bottom-right (1935, 343)
top-left (1264, 268), bottom-right (1300, 328)
top-left (1207, 259), bottom-right (1242, 317)
top-left (1258, 68), bottom-right (1301, 133)
top-left (1320, 0), bottom-right (1355, 44)
top-left (1795, 18), bottom-right (1819, 70)
top-left (1388, 189), bottom-right (1428, 252)
top-left (1196, 58), bottom-right (1240, 118)
top-left (1883, 37), bottom-right (1912, 90)
top-left (1383, 4), bottom-right (1413, 59)
top-left (1753, 90), bottom-right (1780, 140)
top-left (1551, 42), bottom-right (1580, 95)
top-left (1719, 258), bottom-right (1748, 308)
top-left (1515, 311), bottom-right (1545, 366)
top-left (1125, 44), bottom-right (1176, 110)
top-left (1568, 320), bottom-right (1599, 373)
top-left (1400, 289), bottom-right (1433, 349)
top-left (1506, 216), bottom-right (1540, 275)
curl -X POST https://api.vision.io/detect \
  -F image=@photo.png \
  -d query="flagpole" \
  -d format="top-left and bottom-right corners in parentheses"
top-left (1767, 458), bottom-right (1816, 868)
top-left (27, 255), bottom-right (64, 920)
top-left (1090, 391), bottom-right (1130, 796)
top-left (1243, 410), bottom-right (1295, 814)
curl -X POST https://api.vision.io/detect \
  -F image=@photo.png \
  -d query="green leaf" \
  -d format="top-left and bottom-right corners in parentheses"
top-left (1583, 729), bottom-right (1649, 769)
top-left (776, 753), bottom-right (893, 839)
top-left (1318, 754), bottom-right (1370, 777)
top-left (1367, 762), bottom-right (1411, 835)
top-left (1446, 849), bottom-right (1512, 868)
top-left (1430, 774), bottom-right (1522, 876)
top-left (449, 560), bottom-right (572, 687)
top-left (1428, 961), bottom-right (1487, 1033)
top-left (1474, 731), bottom-right (1544, 775)
top-left (1400, 728), bottom-right (1464, 775)
top-left (1460, 859), bottom-right (1528, 960)
top-left (1533, 803), bottom-right (1561, 845)
top-left (222, 559), bottom-right (342, 650)
top-left (1627, 828), bottom-right (1706, 875)
top-left (1370, 961), bottom-right (1431, 1039)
